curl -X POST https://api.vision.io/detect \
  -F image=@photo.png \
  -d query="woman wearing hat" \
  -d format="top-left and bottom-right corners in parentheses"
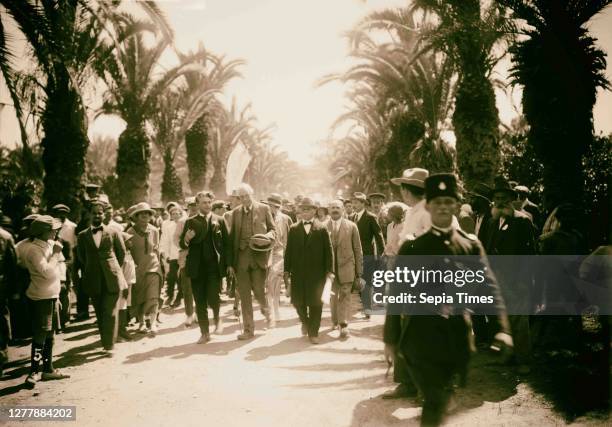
top-left (19, 215), bottom-right (70, 387)
top-left (127, 203), bottom-right (162, 335)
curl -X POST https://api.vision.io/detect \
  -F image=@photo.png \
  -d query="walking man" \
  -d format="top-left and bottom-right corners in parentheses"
top-left (326, 200), bottom-right (363, 338)
top-left (180, 191), bottom-right (228, 343)
top-left (77, 201), bottom-right (127, 356)
top-left (284, 197), bottom-right (334, 344)
top-left (226, 183), bottom-right (276, 340)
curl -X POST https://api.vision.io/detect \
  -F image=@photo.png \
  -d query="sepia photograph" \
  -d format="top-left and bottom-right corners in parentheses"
top-left (0, 0), bottom-right (610, 426)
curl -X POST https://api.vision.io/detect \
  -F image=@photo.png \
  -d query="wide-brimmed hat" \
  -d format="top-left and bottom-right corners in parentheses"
top-left (390, 168), bottom-right (429, 188)
top-left (492, 177), bottom-right (516, 198)
top-left (51, 204), bottom-right (70, 214)
top-left (249, 234), bottom-right (274, 252)
top-left (166, 202), bottom-right (179, 212)
top-left (352, 192), bottom-right (367, 202)
top-left (267, 193), bottom-right (282, 208)
top-left (185, 196), bottom-right (196, 206)
top-left (130, 202), bottom-right (155, 218)
top-left (514, 185), bottom-right (530, 195)
top-left (29, 215), bottom-right (62, 236)
top-left (468, 183), bottom-right (492, 201)
top-left (299, 197), bottom-right (317, 209)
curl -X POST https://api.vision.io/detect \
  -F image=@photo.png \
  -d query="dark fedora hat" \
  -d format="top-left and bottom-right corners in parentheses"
top-left (492, 177), bottom-right (516, 197)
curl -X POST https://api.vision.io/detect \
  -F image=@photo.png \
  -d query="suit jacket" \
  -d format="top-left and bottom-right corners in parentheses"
top-left (226, 202), bottom-right (276, 270)
top-left (351, 210), bottom-right (385, 256)
top-left (284, 221), bottom-right (333, 306)
top-left (480, 210), bottom-right (536, 256)
top-left (76, 225), bottom-right (126, 296)
top-left (179, 213), bottom-right (228, 278)
top-left (326, 218), bottom-right (363, 283)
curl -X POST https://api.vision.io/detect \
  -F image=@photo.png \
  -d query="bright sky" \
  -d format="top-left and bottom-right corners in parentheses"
top-left (1, 0), bottom-right (611, 165)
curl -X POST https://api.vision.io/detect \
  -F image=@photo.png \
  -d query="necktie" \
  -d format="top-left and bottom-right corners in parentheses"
top-left (92, 225), bottom-right (103, 233)
top-left (304, 221), bottom-right (312, 226)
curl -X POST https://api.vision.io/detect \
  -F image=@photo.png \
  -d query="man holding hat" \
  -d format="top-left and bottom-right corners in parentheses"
top-left (384, 173), bottom-right (512, 426)
top-left (226, 183), bottom-right (276, 340)
top-left (284, 197), bottom-right (334, 344)
top-left (77, 201), bottom-right (127, 355)
top-left (180, 191), bottom-right (229, 343)
top-left (20, 215), bottom-right (70, 387)
top-left (265, 193), bottom-right (293, 326)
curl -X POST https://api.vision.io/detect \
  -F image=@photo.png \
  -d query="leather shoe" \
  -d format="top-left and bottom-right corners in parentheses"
top-left (309, 336), bottom-right (320, 345)
top-left (213, 319), bottom-right (224, 334)
top-left (24, 373), bottom-right (41, 388)
top-left (301, 324), bottom-right (308, 336)
top-left (339, 327), bottom-right (349, 338)
top-left (41, 370), bottom-right (70, 381)
top-left (237, 332), bottom-right (254, 341)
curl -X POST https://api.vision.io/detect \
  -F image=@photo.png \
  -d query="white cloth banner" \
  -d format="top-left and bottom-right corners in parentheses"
top-left (225, 142), bottom-right (251, 195)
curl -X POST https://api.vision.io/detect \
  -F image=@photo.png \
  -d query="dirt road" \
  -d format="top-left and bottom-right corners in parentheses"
top-left (1, 296), bottom-right (608, 426)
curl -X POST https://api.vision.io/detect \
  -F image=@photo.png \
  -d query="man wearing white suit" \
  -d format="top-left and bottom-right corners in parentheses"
top-left (326, 199), bottom-right (363, 338)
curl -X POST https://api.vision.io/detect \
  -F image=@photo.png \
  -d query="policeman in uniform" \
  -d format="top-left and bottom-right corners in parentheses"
top-left (383, 173), bottom-right (513, 426)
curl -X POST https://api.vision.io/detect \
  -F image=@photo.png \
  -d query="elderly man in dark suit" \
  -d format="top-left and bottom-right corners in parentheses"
top-left (326, 199), bottom-right (363, 338)
top-left (226, 183), bottom-right (276, 340)
top-left (180, 191), bottom-right (229, 344)
top-left (76, 201), bottom-right (126, 357)
top-left (284, 197), bottom-right (334, 344)
top-left (480, 177), bottom-right (537, 373)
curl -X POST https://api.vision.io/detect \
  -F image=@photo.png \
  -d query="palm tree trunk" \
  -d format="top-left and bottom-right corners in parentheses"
top-left (185, 114), bottom-right (208, 194)
top-left (41, 73), bottom-right (88, 217)
top-left (209, 164), bottom-right (226, 198)
top-left (116, 121), bottom-right (151, 207)
top-left (453, 60), bottom-right (500, 190)
top-left (161, 147), bottom-right (184, 204)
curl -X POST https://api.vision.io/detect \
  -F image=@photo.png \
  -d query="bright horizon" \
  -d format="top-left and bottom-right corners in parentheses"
top-left (1, 0), bottom-right (611, 166)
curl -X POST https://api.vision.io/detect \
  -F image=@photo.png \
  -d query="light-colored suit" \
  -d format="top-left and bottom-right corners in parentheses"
top-left (327, 218), bottom-right (363, 327)
top-left (226, 202), bottom-right (277, 334)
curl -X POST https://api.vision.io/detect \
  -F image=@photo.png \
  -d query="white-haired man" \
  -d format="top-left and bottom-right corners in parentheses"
top-left (226, 183), bottom-right (276, 340)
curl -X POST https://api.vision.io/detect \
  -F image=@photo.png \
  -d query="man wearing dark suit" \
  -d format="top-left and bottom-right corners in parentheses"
top-left (226, 183), bottom-right (276, 340)
top-left (480, 178), bottom-right (537, 372)
top-left (76, 201), bottom-right (126, 356)
top-left (350, 192), bottom-right (385, 318)
top-left (180, 191), bottom-right (228, 344)
top-left (384, 174), bottom-right (512, 426)
top-left (284, 197), bottom-right (334, 344)
top-left (514, 185), bottom-right (542, 231)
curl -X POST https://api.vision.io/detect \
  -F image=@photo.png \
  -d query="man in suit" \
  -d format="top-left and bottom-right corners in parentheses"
top-left (384, 173), bottom-right (513, 426)
top-left (180, 191), bottom-right (229, 344)
top-left (514, 185), bottom-right (542, 231)
top-left (76, 201), bottom-right (127, 356)
top-left (265, 193), bottom-right (293, 326)
top-left (226, 183), bottom-right (276, 340)
top-left (327, 200), bottom-right (363, 338)
top-left (350, 192), bottom-right (385, 319)
top-left (480, 177), bottom-right (537, 372)
top-left (284, 197), bottom-right (334, 344)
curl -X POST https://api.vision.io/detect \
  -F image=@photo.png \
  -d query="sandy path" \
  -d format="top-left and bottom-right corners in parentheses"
top-left (1, 296), bottom-right (606, 426)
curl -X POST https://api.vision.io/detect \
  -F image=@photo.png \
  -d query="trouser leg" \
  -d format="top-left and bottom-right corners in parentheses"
top-left (166, 260), bottom-right (179, 301)
top-left (337, 282), bottom-right (352, 327)
top-left (294, 305), bottom-right (308, 326)
top-left (59, 283), bottom-right (70, 329)
top-left (206, 276), bottom-right (221, 322)
top-left (330, 281), bottom-right (339, 326)
top-left (308, 304), bottom-right (323, 337)
top-left (251, 267), bottom-right (269, 319)
top-left (237, 267), bottom-right (254, 333)
top-left (191, 276), bottom-right (209, 335)
top-left (180, 270), bottom-right (194, 317)
top-left (509, 315), bottom-right (531, 364)
top-left (406, 359), bottom-right (456, 427)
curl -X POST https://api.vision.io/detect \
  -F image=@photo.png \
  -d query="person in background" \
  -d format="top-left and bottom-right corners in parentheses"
top-left (284, 197), bottom-right (334, 344)
top-left (103, 201), bottom-right (124, 233)
top-left (265, 193), bottom-right (293, 326)
top-left (383, 202), bottom-right (408, 261)
top-left (0, 220), bottom-right (17, 375)
top-left (118, 232), bottom-right (136, 342)
top-left (127, 203), bottom-right (162, 336)
top-left (315, 202), bottom-right (330, 226)
top-left (20, 215), bottom-right (70, 387)
top-left (368, 193), bottom-right (387, 229)
top-left (343, 199), bottom-right (353, 218)
top-left (326, 199), bottom-right (363, 338)
top-left (76, 201), bottom-right (126, 357)
top-left (160, 203), bottom-right (181, 307)
top-left (514, 185), bottom-right (542, 231)
top-left (51, 204), bottom-right (75, 332)
top-left (223, 191), bottom-right (241, 318)
top-left (212, 201), bottom-right (226, 217)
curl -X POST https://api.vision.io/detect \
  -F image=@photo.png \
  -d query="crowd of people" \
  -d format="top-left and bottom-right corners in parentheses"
top-left (0, 169), bottom-right (609, 426)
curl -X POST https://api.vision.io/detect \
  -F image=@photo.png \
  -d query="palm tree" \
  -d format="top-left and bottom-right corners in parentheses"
top-left (179, 44), bottom-right (245, 193)
top-left (0, 0), bottom-right (121, 214)
top-left (500, 0), bottom-right (610, 209)
top-left (207, 98), bottom-right (257, 197)
top-left (95, 14), bottom-right (206, 207)
top-left (409, 0), bottom-right (510, 190)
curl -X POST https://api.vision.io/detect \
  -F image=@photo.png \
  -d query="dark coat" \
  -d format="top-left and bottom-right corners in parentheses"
top-left (350, 210), bottom-right (385, 256)
top-left (284, 221), bottom-right (333, 307)
top-left (76, 225), bottom-right (126, 296)
top-left (383, 227), bottom-right (510, 366)
top-left (480, 210), bottom-right (536, 256)
top-left (179, 213), bottom-right (228, 278)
